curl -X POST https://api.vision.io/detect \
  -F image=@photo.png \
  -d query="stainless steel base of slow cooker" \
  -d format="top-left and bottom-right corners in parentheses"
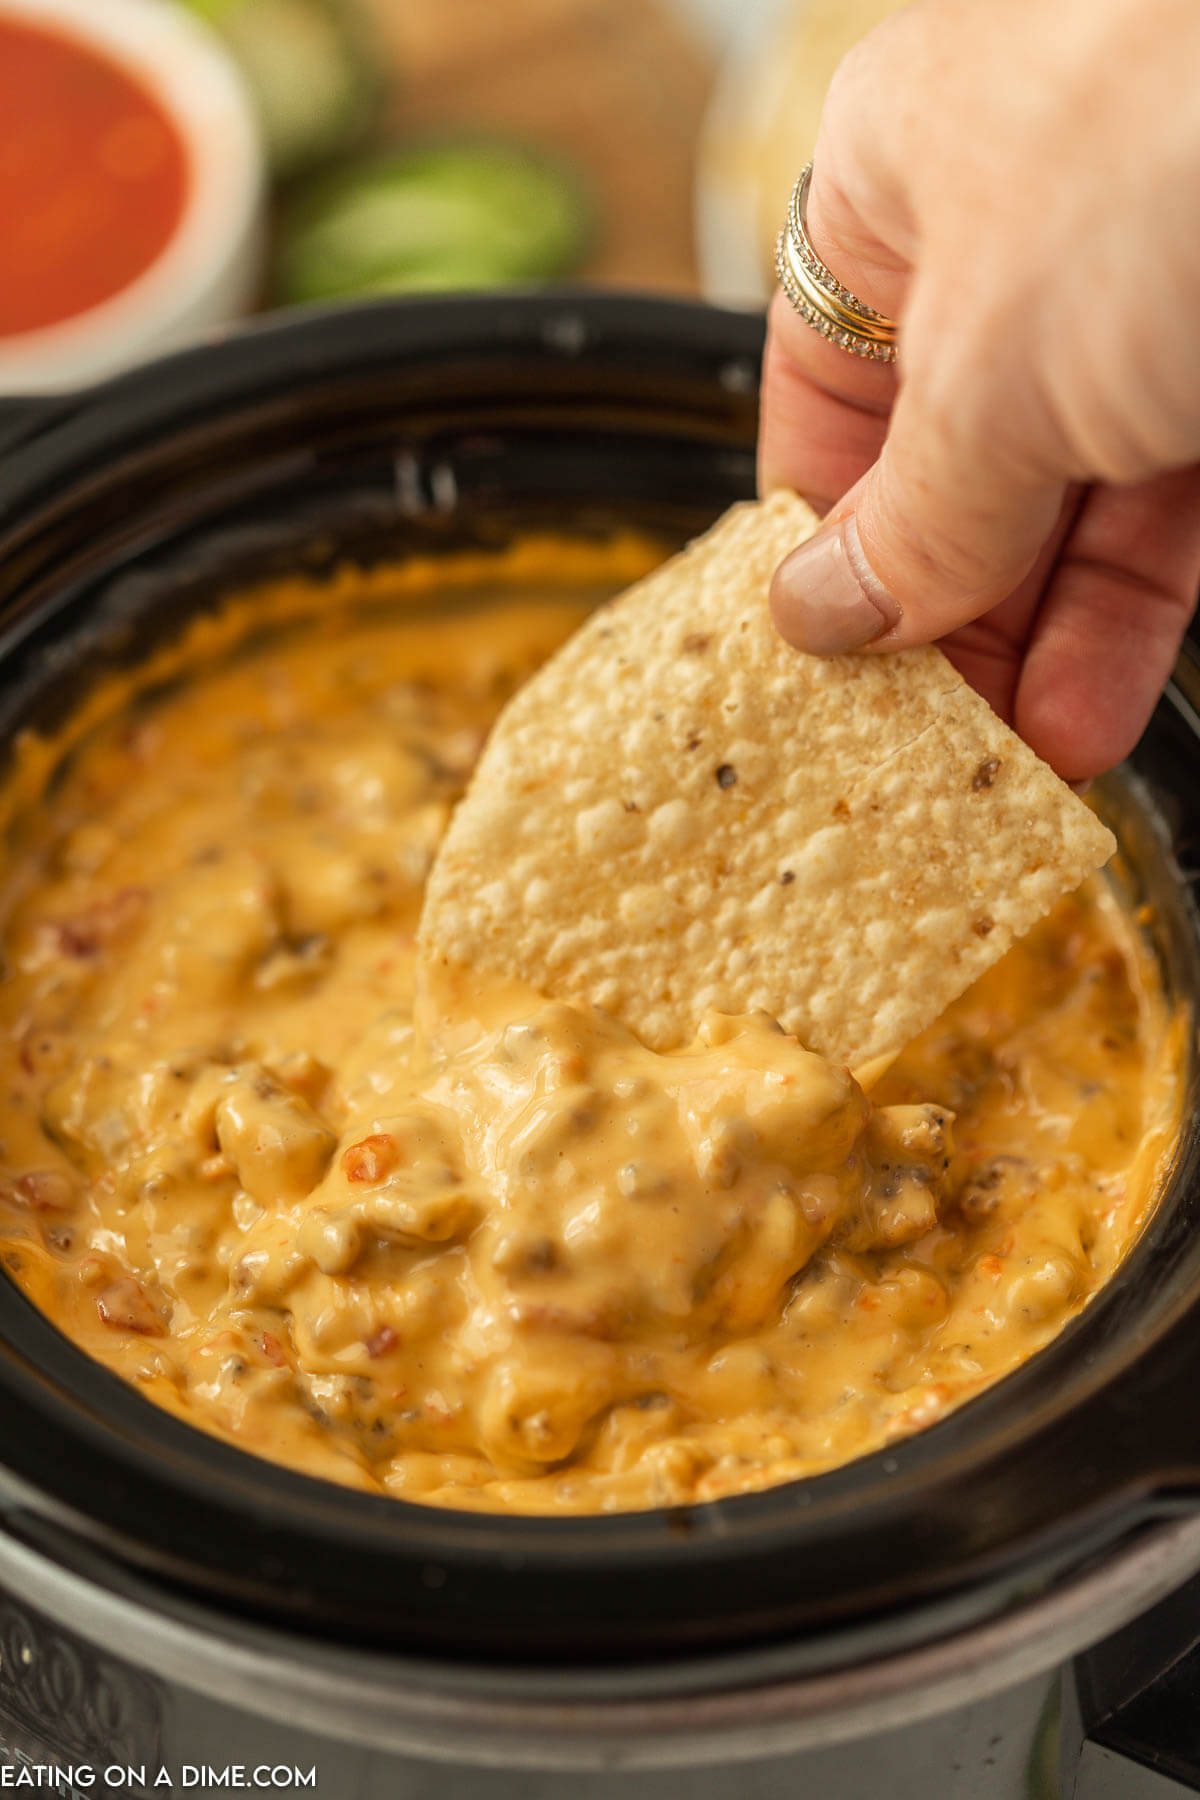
top-left (0, 1644), bottom-right (1057, 1800)
top-left (1, 1514), bottom-right (1199, 1775)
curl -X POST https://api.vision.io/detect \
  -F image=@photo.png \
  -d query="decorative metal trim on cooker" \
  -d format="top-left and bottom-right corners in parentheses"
top-left (0, 1592), bottom-right (162, 1767)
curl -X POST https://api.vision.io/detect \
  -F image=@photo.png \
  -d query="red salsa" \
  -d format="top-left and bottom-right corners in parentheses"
top-left (0, 15), bottom-right (189, 337)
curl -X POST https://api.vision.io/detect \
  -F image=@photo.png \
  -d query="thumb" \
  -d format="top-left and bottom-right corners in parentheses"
top-left (769, 380), bottom-right (1068, 655)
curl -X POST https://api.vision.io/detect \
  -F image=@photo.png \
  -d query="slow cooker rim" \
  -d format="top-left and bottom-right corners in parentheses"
top-left (0, 288), bottom-right (768, 510)
top-left (0, 293), bottom-right (1198, 1664)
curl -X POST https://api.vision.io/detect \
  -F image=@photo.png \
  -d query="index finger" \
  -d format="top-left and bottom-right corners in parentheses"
top-left (758, 290), bottom-right (895, 506)
top-left (757, 154), bottom-right (909, 504)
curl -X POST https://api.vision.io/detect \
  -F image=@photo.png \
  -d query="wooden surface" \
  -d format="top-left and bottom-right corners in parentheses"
top-left (362, 0), bottom-right (715, 294)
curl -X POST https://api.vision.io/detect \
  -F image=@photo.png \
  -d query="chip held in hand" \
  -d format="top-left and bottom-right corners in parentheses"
top-left (419, 491), bottom-right (1116, 1071)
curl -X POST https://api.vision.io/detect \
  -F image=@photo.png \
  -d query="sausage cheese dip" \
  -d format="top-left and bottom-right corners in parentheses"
top-left (0, 537), bottom-right (1182, 1515)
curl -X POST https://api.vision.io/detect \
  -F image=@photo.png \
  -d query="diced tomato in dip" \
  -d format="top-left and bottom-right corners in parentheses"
top-left (0, 16), bottom-right (188, 337)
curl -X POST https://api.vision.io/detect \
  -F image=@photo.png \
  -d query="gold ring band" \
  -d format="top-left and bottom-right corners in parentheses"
top-left (775, 164), bottom-right (899, 364)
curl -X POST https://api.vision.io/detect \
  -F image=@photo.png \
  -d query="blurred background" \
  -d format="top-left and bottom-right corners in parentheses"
top-left (0, 0), bottom-right (903, 391)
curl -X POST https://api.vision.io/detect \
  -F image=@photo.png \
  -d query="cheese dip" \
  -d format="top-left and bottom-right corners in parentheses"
top-left (0, 545), bottom-right (1181, 1514)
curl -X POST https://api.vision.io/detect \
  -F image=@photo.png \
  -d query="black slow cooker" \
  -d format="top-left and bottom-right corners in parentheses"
top-left (0, 294), bottom-right (1198, 1798)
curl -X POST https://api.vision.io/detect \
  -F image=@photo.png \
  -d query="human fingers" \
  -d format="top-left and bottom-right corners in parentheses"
top-left (757, 70), bottom-right (911, 508)
top-left (934, 488), bottom-right (1086, 723)
top-left (769, 360), bottom-right (1070, 660)
top-left (1012, 467), bottom-right (1200, 781)
top-left (766, 96), bottom-right (1074, 659)
top-left (758, 291), bottom-right (892, 510)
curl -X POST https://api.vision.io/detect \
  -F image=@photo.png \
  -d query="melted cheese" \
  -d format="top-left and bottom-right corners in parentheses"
top-left (0, 547), bottom-right (1181, 1514)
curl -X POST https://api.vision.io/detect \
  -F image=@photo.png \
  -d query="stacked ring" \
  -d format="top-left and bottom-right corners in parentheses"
top-left (775, 164), bottom-right (899, 364)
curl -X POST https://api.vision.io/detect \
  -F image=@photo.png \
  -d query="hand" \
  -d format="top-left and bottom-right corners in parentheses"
top-left (759, 0), bottom-right (1200, 781)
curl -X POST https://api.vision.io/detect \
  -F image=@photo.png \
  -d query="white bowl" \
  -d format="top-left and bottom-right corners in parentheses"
top-left (0, 0), bottom-right (266, 394)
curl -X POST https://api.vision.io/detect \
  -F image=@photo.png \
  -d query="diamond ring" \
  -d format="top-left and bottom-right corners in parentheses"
top-left (775, 164), bottom-right (899, 364)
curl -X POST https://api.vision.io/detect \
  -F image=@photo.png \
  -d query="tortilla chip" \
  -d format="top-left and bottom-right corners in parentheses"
top-left (419, 492), bottom-right (1115, 1068)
